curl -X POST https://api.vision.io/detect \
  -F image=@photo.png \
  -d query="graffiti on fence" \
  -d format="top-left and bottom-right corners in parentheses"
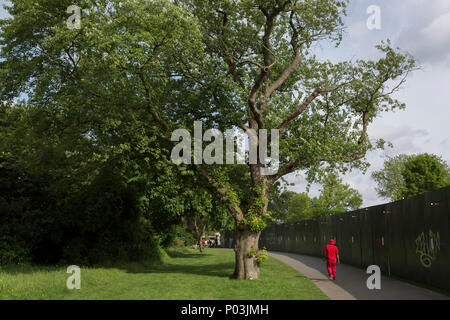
top-left (415, 230), bottom-right (440, 268)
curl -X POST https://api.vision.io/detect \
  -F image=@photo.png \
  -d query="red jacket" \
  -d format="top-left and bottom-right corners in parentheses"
top-left (324, 244), bottom-right (339, 263)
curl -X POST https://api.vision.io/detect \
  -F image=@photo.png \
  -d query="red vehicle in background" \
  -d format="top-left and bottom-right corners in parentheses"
top-left (201, 236), bottom-right (217, 247)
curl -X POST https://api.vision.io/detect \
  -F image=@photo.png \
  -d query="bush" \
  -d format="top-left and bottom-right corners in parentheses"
top-left (0, 161), bottom-right (166, 266)
top-left (161, 224), bottom-right (197, 248)
top-left (0, 236), bottom-right (30, 265)
top-left (172, 238), bottom-right (185, 248)
top-left (256, 247), bottom-right (268, 265)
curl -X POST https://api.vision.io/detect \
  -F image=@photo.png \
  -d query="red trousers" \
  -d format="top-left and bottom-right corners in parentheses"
top-left (327, 260), bottom-right (336, 279)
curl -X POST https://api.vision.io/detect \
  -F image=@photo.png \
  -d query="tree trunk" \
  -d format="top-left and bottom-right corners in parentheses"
top-left (231, 170), bottom-right (269, 280)
top-left (197, 225), bottom-right (206, 253)
top-left (233, 228), bottom-right (261, 280)
top-left (198, 235), bottom-right (204, 252)
top-left (191, 219), bottom-right (206, 253)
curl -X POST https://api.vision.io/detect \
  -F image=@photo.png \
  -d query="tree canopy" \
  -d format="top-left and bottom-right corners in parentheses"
top-left (400, 154), bottom-right (450, 199)
top-left (1, 0), bottom-right (416, 279)
top-left (287, 193), bottom-right (314, 221)
top-left (312, 173), bottom-right (362, 217)
top-left (269, 173), bottom-right (362, 223)
top-left (372, 153), bottom-right (450, 201)
top-left (371, 154), bottom-right (412, 201)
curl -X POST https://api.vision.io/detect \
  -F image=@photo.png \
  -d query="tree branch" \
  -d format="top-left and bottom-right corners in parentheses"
top-left (194, 164), bottom-right (244, 221)
top-left (137, 71), bottom-right (170, 133)
top-left (263, 9), bottom-right (302, 106)
top-left (279, 87), bottom-right (322, 132)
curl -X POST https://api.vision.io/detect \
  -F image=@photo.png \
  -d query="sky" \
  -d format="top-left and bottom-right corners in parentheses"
top-left (285, 0), bottom-right (450, 207)
top-left (1, 1), bottom-right (450, 207)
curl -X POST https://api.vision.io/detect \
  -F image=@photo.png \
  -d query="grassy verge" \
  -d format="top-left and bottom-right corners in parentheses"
top-left (0, 248), bottom-right (328, 300)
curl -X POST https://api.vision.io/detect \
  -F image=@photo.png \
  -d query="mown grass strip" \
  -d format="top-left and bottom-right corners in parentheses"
top-left (0, 248), bottom-right (328, 300)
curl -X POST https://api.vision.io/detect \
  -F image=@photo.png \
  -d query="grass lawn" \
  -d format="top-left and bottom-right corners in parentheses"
top-left (0, 248), bottom-right (328, 300)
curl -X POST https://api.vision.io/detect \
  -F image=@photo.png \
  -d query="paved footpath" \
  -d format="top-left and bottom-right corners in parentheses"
top-left (269, 251), bottom-right (450, 300)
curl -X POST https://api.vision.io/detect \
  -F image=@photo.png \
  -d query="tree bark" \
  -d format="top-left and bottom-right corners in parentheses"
top-left (198, 237), bottom-right (204, 252)
top-left (233, 228), bottom-right (262, 280)
top-left (197, 225), bottom-right (205, 253)
top-left (231, 167), bottom-right (269, 280)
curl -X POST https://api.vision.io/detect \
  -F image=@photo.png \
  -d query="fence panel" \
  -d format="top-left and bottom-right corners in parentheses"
top-left (312, 219), bottom-right (322, 256)
top-left (360, 208), bottom-right (374, 268)
top-left (318, 216), bottom-right (332, 254)
top-left (293, 221), bottom-right (304, 254)
top-left (335, 212), bottom-right (353, 264)
top-left (286, 222), bottom-right (296, 253)
top-left (423, 187), bottom-right (450, 291)
top-left (254, 186), bottom-right (450, 291)
top-left (368, 205), bottom-right (390, 274)
top-left (400, 193), bottom-right (428, 283)
top-left (385, 200), bottom-right (406, 278)
top-left (348, 210), bottom-right (362, 268)
top-left (300, 220), bottom-right (309, 253)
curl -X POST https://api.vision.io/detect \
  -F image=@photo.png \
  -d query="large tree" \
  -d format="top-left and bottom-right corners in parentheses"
top-left (1, 0), bottom-right (416, 279)
top-left (400, 154), bottom-right (450, 199)
top-left (175, 0), bottom-right (415, 279)
top-left (0, 0), bottom-right (207, 264)
top-left (372, 153), bottom-right (450, 201)
top-left (268, 187), bottom-right (296, 223)
top-left (270, 173), bottom-right (362, 222)
top-left (371, 154), bottom-right (412, 201)
top-left (287, 193), bottom-right (313, 221)
top-left (312, 173), bottom-right (362, 217)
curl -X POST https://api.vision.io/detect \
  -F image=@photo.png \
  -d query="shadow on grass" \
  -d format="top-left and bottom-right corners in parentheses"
top-left (122, 261), bottom-right (236, 279)
top-left (165, 249), bottom-right (214, 259)
top-left (0, 259), bottom-right (233, 279)
top-left (0, 249), bottom-right (234, 279)
top-left (0, 264), bottom-right (64, 275)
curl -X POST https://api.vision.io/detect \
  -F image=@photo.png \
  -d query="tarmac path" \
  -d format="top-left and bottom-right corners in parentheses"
top-left (269, 251), bottom-right (450, 300)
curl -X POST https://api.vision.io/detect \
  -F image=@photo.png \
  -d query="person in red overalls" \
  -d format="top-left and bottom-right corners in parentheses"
top-left (323, 239), bottom-right (340, 280)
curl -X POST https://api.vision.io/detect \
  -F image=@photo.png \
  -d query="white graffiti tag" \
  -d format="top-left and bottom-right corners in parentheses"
top-left (415, 230), bottom-right (440, 268)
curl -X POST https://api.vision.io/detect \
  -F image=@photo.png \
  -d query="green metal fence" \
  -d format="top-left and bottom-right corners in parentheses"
top-left (223, 186), bottom-right (450, 292)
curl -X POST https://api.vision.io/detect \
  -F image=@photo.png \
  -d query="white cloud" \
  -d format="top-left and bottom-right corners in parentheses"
top-left (347, 21), bottom-right (370, 38)
top-left (421, 12), bottom-right (450, 41)
top-left (395, 2), bottom-right (450, 65)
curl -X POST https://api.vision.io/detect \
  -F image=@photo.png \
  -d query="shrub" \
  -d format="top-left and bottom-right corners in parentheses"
top-left (0, 236), bottom-right (30, 265)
